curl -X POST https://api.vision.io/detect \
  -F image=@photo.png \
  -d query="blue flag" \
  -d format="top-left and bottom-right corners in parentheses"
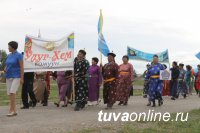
top-left (98, 10), bottom-right (110, 57)
top-left (196, 52), bottom-right (200, 60)
top-left (127, 46), bottom-right (169, 62)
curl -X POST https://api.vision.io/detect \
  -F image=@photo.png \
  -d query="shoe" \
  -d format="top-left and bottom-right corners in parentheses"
top-left (62, 104), bottom-right (68, 107)
top-left (88, 102), bottom-right (93, 106)
top-left (29, 101), bottom-right (33, 107)
top-left (32, 102), bottom-right (37, 107)
top-left (20, 106), bottom-right (29, 109)
top-left (123, 101), bottom-right (128, 106)
top-left (68, 101), bottom-right (73, 105)
top-left (74, 103), bottom-right (80, 111)
top-left (158, 99), bottom-right (163, 106)
top-left (80, 102), bottom-right (86, 109)
top-left (171, 97), bottom-right (176, 100)
top-left (152, 101), bottom-right (156, 107)
top-left (54, 102), bottom-right (59, 107)
top-left (143, 95), bottom-right (147, 98)
top-left (7, 112), bottom-right (17, 117)
top-left (105, 103), bottom-right (113, 109)
top-left (43, 103), bottom-right (48, 106)
top-left (118, 101), bottom-right (123, 106)
top-left (183, 94), bottom-right (187, 98)
top-left (147, 102), bottom-right (151, 106)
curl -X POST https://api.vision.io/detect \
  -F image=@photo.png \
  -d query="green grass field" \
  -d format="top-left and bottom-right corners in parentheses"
top-left (72, 109), bottom-right (200, 133)
top-left (0, 79), bottom-right (144, 106)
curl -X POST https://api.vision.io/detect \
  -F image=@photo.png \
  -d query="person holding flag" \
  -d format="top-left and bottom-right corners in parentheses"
top-left (102, 52), bottom-right (119, 109)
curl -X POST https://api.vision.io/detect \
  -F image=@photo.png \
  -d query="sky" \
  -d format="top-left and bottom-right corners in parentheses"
top-left (0, 0), bottom-right (200, 73)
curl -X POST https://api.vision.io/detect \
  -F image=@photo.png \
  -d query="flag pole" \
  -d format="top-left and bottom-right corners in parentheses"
top-left (100, 9), bottom-right (103, 66)
top-left (167, 49), bottom-right (171, 69)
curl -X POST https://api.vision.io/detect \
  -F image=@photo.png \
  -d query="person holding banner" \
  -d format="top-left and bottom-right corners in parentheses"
top-left (145, 55), bottom-right (164, 107)
top-left (102, 52), bottom-right (119, 109)
top-left (195, 65), bottom-right (200, 97)
top-left (33, 72), bottom-right (48, 106)
top-left (116, 55), bottom-right (134, 106)
top-left (176, 63), bottom-right (187, 98)
top-left (5, 41), bottom-right (24, 116)
top-left (74, 50), bottom-right (90, 111)
top-left (169, 61), bottom-right (180, 100)
top-left (88, 57), bottom-right (102, 106)
top-left (54, 71), bottom-right (72, 107)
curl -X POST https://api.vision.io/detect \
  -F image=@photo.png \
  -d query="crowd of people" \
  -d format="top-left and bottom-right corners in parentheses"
top-left (3, 41), bottom-right (200, 117)
top-left (143, 57), bottom-right (200, 107)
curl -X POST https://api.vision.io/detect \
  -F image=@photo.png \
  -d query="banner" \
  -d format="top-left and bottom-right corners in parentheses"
top-left (127, 46), bottom-right (169, 62)
top-left (160, 70), bottom-right (171, 80)
top-left (196, 52), bottom-right (200, 60)
top-left (24, 33), bottom-right (74, 72)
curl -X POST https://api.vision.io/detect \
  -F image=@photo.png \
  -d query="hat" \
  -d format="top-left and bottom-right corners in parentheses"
top-left (153, 54), bottom-right (158, 58)
top-left (107, 52), bottom-right (116, 57)
top-left (179, 63), bottom-right (184, 67)
top-left (146, 63), bottom-right (150, 67)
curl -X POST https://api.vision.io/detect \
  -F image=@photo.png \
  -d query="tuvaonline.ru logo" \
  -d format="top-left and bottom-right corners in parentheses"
top-left (98, 110), bottom-right (189, 122)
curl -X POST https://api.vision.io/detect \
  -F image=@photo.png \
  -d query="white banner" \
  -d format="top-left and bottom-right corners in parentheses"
top-left (24, 33), bottom-right (74, 72)
top-left (160, 70), bottom-right (171, 80)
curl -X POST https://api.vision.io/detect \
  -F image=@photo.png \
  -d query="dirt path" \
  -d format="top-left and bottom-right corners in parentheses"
top-left (0, 95), bottom-right (200, 133)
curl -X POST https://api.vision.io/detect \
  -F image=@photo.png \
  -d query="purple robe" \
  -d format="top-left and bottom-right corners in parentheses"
top-left (57, 71), bottom-right (71, 101)
top-left (88, 65), bottom-right (102, 102)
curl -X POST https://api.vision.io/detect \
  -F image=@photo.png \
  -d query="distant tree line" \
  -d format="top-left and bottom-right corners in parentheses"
top-left (0, 50), bottom-right (7, 71)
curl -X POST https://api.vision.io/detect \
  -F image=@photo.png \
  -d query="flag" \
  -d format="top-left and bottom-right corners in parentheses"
top-left (98, 10), bottom-right (110, 56)
top-left (68, 32), bottom-right (74, 49)
top-left (196, 52), bottom-right (200, 60)
top-left (127, 46), bottom-right (169, 62)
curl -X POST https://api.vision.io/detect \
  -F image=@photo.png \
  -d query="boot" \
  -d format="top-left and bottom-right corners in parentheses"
top-left (123, 101), bottom-right (128, 106)
top-left (118, 101), bottom-right (123, 106)
top-left (183, 94), bottom-right (187, 98)
top-left (74, 102), bottom-right (81, 111)
top-left (158, 99), bottom-right (163, 106)
top-left (152, 101), bottom-right (156, 107)
top-left (105, 103), bottom-right (113, 109)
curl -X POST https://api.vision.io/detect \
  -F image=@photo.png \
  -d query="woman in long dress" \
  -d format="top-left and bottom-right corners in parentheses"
top-left (116, 55), bottom-right (134, 106)
top-left (88, 57), bottom-right (102, 106)
top-left (33, 72), bottom-right (47, 106)
top-left (195, 65), bottom-right (200, 97)
top-left (54, 71), bottom-right (72, 107)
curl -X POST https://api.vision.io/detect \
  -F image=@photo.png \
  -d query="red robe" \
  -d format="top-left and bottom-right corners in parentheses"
top-left (162, 80), bottom-right (170, 96)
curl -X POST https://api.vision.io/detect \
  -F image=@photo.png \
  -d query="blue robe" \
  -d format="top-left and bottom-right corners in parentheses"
top-left (145, 63), bottom-right (164, 102)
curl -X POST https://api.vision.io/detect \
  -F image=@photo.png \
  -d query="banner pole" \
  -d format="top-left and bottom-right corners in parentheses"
top-left (168, 49), bottom-right (171, 69)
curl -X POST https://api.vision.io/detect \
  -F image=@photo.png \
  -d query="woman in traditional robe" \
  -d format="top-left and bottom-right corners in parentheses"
top-left (195, 65), bottom-right (200, 97)
top-left (116, 55), bottom-right (134, 106)
top-left (33, 72), bottom-right (47, 106)
top-left (88, 57), bottom-right (102, 105)
top-left (54, 71), bottom-right (72, 107)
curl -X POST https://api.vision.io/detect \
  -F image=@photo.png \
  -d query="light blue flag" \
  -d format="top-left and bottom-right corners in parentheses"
top-left (98, 10), bottom-right (110, 57)
top-left (98, 34), bottom-right (110, 56)
top-left (127, 46), bottom-right (169, 62)
top-left (196, 52), bottom-right (200, 60)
